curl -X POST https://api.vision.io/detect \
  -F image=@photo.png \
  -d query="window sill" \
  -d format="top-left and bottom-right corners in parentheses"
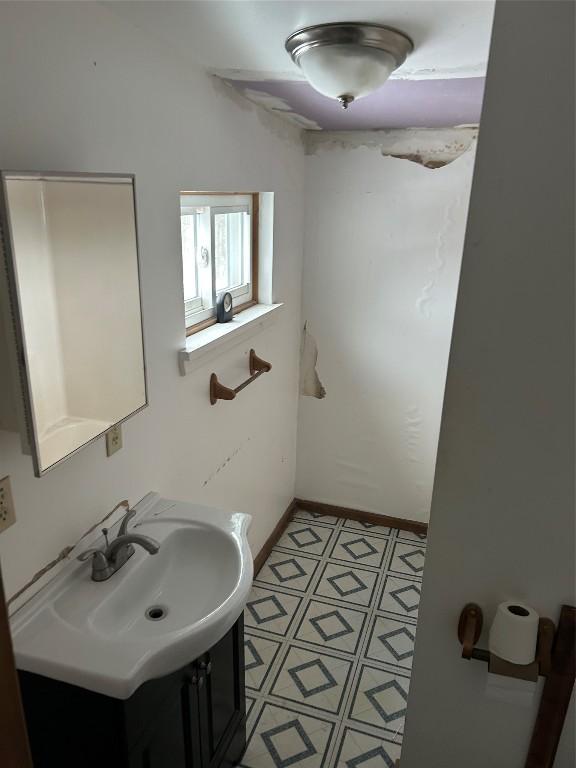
top-left (178, 303), bottom-right (283, 376)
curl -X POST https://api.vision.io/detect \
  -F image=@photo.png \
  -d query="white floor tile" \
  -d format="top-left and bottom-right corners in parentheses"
top-left (276, 521), bottom-right (335, 557)
top-left (348, 665), bottom-right (410, 737)
top-left (241, 702), bottom-right (335, 768)
top-left (388, 542), bottom-right (426, 578)
top-left (240, 515), bottom-right (425, 767)
top-left (334, 727), bottom-right (401, 768)
top-left (245, 586), bottom-right (302, 636)
top-left (293, 510), bottom-right (340, 527)
top-left (314, 562), bottom-right (378, 608)
top-left (256, 552), bottom-right (320, 593)
top-left (342, 519), bottom-right (392, 538)
top-left (329, 531), bottom-right (388, 569)
top-left (378, 575), bottom-right (421, 618)
top-left (270, 645), bottom-right (353, 715)
top-left (365, 616), bottom-right (416, 670)
top-left (245, 632), bottom-right (283, 691)
top-left (294, 600), bottom-right (367, 655)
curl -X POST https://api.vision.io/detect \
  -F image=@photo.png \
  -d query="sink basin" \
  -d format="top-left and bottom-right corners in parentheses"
top-left (11, 494), bottom-right (253, 699)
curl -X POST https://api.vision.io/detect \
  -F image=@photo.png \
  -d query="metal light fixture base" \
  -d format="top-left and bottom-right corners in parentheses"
top-left (285, 22), bottom-right (413, 69)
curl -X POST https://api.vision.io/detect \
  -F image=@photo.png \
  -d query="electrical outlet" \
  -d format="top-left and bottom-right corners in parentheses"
top-left (105, 424), bottom-right (123, 457)
top-left (0, 475), bottom-right (16, 533)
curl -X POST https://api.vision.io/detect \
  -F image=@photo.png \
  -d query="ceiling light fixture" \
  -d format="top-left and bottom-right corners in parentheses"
top-left (285, 22), bottom-right (413, 110)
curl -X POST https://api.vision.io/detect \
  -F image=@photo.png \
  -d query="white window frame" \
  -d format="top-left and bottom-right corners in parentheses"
top-left (180, 193), bottom-right (255, 332)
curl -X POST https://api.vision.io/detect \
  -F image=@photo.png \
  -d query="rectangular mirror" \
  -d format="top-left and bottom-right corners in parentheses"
top-left (0, 172), bottom-right (147, 476)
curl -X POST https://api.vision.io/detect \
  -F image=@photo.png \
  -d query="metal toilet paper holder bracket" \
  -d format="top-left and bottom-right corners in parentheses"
top-left (458, 603), bottom-right (556, 680)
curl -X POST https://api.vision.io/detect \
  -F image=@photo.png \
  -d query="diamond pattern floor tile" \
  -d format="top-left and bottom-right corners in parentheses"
top-left (388, 542), bottom-right (426, 578)
top-left (270, 646), bottom-right (352, 714)
top-left (313, 562), bottom-right (378, 608)
top-left (342, 520), bottom-right (392, 538)
top-left (379, 575), bottom-right (421, 618)
top-left (256, 553), bottom-right (320, 593)
top-left (396, 530), bottom-right (427, 546)
top-left (246, 694), bottom-right (257, 719)
top-left (334, 727), bottom-right (401, 768)
top-left (245, 586), bottom-right (302, 636)
top-left (349, 665), bottom-right (410, 737)
top-left (365, 616), bottom-right (416, 670)
top-left (245, 632), bottom-right (283, 692)
top-left (294, 600), bottom-right (367, 655)
top-left (243, 513), bottom-right (425, 767)
top-left (329, 531), bottom-right (388, 569)
top-left (241, 703), bottom-right (335, 768)
top-left (276, 521), bottom-right (334, 556)
top-left (293, 509), bottom-right (340, 527)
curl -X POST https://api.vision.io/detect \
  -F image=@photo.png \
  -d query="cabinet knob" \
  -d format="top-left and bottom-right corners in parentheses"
top-left (199, 660), bottom-right (212, 675)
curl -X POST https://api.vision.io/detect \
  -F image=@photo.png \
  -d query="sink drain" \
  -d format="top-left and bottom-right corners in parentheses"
top-left (145, 605), bottom-right (168, 621)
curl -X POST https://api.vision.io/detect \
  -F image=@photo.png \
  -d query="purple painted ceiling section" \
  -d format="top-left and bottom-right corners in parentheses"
top-left (227, 76), bottom-right (485, 130)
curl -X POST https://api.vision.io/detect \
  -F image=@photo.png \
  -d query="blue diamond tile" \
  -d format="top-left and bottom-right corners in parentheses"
top-left (378, 626), bottom-right (416, 662)
top-left (389, 583), bottom-right (421, 613)
top-left (261, 718), bottom-right (317, 768)
top-left (246, 594), bottom-right (288, 625)
top-left (244, 637), bottom-right (264, 671)
top-left (269, 558), bottom-right (307, 583)
top-left (326, 570), bottom-right (367, 597)
top-left (365, 680), bottom-right (407, 723)
top-left (288, 526), bottom-right (322, 549)
top-left (398, 549), bottom-right (425, 573)
top-left (288, 658), bottom-right (338, 698)
top-left (309, 610), bottom-right (354, 642)
top-left (342, 537), bottom-right (378, 561)
top-left (346, 745), bottom-right (396, 768)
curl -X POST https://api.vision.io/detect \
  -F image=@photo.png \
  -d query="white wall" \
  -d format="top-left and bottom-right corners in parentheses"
top-left (0, 1), bottom-right (304, 599)
top-left (5, 180), bottom-right (68, 437)
top-left (296, 138), bottom-right (476, 522)
top-left (402, 2), bottom-right (575, 766)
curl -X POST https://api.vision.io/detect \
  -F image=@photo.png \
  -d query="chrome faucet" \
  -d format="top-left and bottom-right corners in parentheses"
top-left (78, 508), bottom-right (160, 582)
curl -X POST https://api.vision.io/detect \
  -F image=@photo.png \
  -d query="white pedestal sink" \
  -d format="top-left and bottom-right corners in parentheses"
top-left (10, 494), bottom-right (253, 699)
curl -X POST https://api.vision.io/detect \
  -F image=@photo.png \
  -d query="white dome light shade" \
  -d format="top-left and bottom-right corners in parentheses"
top-left (286, 23), bottom-right (413, 109)
top-left (297, 44), bottom-right (397, 103)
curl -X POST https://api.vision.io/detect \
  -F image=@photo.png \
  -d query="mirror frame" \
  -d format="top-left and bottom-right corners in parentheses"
top-left (0, 171), bottom-right (148, 476)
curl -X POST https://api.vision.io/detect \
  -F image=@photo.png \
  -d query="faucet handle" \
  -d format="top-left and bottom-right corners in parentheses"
top-left (78, 548), bottom-right (101, 562)
top-left (77, 548), bottom-right (113, 580)
top-left (118, 508), bottom-right (137, 536)
top-left (77, 548), bottom-right (109, 567)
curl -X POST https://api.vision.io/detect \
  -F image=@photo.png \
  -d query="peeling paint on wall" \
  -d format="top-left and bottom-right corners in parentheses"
top-left (300, 323), bottom-right (326, 399)
top-left (416, 194), bottom-right (463, 318)
top-left (305, 127), bottom-right (478, 167)
top-left (296, 141), bottom-right (477, 522)
top-left (241, 88), bottom-right (321, 130)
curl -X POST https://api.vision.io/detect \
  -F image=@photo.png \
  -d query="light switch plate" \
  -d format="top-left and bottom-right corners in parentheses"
top-left (0, 475), bottom-right (16, 533)
top-left (105, 425), bottom-right (123, 457)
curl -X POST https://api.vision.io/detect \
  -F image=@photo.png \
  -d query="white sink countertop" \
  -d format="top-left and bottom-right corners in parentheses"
top-left (10, 494), bottom-right (253, 699)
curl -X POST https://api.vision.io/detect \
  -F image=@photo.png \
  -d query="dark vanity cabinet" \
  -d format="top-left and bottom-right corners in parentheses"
top-left (18, 617), bottom-right (246, 768)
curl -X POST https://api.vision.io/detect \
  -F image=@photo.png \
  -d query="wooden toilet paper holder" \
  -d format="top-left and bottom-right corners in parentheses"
top-left (457, 603), bottom-right (555, 680)
top-left (458, 605), bottom-right (575, 768)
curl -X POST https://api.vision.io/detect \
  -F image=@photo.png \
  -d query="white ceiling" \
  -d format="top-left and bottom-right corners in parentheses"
top-left (109, 1), bottom-right (495, 81)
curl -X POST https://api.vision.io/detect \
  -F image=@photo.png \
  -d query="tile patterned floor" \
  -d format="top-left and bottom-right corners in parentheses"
top-left (240, 511), bottom-right (426, 768)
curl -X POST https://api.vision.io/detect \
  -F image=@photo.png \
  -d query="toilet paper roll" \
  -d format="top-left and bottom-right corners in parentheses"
top-left (489, 601), bottom-right (539, 665)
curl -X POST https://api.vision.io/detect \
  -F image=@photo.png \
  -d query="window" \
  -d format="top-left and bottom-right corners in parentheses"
top-left (180, 193), bottom-right (258, 333)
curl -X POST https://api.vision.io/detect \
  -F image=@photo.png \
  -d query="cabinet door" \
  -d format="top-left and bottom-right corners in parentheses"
top-left (198, 617), bottom-right (246, 768)
top-left (129, 686), bottom-right (188, 768)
